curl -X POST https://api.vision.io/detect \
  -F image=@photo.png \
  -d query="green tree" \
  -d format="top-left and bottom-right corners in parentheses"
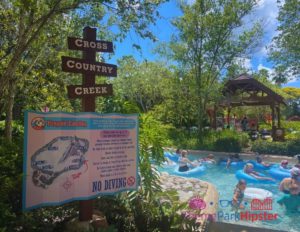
top-left (169, 0), bottom-right (262, 137)
top-left (0, 0), bottom-right (166, 140)
top-left (269, 0), bottom-right (300, 82)
top-left (114, 56), bottom-right (173, 112)
top-left (282, 87), bottom-right (300, 117)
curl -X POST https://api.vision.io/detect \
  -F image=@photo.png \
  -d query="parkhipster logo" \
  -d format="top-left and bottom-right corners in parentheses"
top-left (183, 196), bottom-right (278, 222)
top-left (251, 198), bottom-right (272, 210)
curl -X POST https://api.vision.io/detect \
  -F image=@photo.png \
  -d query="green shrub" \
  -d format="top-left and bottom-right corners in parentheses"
top-left (165, 128), bottom-right (249, 152)
top-left (282, 121), bottom-right (300, 131)
top-left (0, 120), bottom-right (24, 137)
top-left (214, 137), bottom-right (241, 152)
top-left (212, 130), bottom-right (249, 152)
top-left (252, 139), bottom-right (300, 156)
top-left (285, 131), bottom-right (300, 140)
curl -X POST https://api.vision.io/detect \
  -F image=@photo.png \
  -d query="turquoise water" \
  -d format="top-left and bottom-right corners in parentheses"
top-left (160, 154), bottom-right (300, 232)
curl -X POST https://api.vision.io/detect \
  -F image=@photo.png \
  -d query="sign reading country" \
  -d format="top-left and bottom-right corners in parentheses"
top-left (61, 56), bottom-right (117, 77)
top-left (23, 111), bottom-right (138, 210)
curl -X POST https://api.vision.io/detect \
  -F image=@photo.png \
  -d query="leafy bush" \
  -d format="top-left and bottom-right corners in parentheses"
top-left (285, 131), bottom-right (300, 140)
top-left (166, 128), bottom-right (249, 152)
top-left (212, 130), bottom-right (247, 152)
top-left (282, 121), bottom-right (300, 131)
top-left (214, 137), bottom-right (241, 152)
top-left (252, 139), bottom-right (300, 156)
top-left (96, 189), bottom-right (198, 232)
top-left (0, 120), bottom-right (24, 137)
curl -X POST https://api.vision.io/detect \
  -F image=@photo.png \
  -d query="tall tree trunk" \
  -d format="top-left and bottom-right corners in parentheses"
top-left (0, 47), bottom-right (25, 100)
top-left (0, 102), bottom-right (4, 119)
top-left (4, 79), bottom-right (17, 141)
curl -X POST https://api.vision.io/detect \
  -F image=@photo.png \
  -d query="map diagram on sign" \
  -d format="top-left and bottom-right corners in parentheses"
top-left (31, 136), bottom-right (89, 188)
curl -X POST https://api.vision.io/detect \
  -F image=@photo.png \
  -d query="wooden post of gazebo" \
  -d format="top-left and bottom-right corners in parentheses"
top-left (227, 107), bottom-right (231, 128)
top-left (213, 105), bottom-right (217, 130)
top-left (271, 105), bottom-right (275, 130)
top-left (276, 106), bottom-right (281, 128)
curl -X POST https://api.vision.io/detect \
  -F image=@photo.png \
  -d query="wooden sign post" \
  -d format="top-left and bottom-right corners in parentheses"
top-left (61, 26), bottom-right (117, 221)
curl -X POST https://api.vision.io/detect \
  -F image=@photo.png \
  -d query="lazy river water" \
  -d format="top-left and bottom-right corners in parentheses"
top-left (159, 154), bottom-right (300, 232)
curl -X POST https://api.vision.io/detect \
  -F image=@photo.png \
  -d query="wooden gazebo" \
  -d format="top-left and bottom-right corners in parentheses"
top-left (216, 74), bottom-right (286, 139)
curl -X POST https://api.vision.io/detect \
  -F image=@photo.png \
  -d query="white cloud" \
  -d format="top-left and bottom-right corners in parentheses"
top-left (257, 63), bottom-right (275, 81)
top-left (251, 0), bottom-right (279, 58)
top-left (186, 0), bottom-right (196, 5)
top-left (257, 64), bottom-right (299, 84)
top-left (234, 57), bottom-right (252, 70)
top-left (258, 63), bottom-right (274, 73)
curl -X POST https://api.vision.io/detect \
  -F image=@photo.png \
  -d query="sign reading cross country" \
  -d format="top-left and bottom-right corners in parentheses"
top-left (23, 111), bottom-right (138, 210)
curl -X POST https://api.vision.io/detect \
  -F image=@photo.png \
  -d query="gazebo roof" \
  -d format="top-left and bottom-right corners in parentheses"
top-left (220, 73), bottom-right (286, 107)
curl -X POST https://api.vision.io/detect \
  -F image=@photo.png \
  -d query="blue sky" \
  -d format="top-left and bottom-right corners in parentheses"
top-left (108, 0), bottom-right (299, 88)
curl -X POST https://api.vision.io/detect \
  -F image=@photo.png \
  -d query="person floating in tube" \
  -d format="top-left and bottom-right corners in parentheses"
top-left (279, 167), bottom-right (300, 195)
top-left (243, 163), bottom-right (275, 181)
top-left (198, 154), bottom-right (216, 164)
top-left (279, 160), bottom-right (290, 170)
top-left (226, 153), bottom-right (243, 169)
top-left (255, 152), bottom-right (271, 167)
top-left (278, 167), bottom-right (300, 212)
top-left (178, 150), bottom-right (197, 172)
top-left (294, 155), bottom-right (300, 168)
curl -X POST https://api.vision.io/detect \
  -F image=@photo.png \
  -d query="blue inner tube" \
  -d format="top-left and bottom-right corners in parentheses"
top-left (268, 167), bottom-right (291, 181)
top-left (201, 160), bottom-right (215, 166)
top-left (173, 165), bottom-right (206, 177)
top-left (248, 160), bottom-right (274, 170)
top-left (219, 160), bottom-right (245, 168)
top-left (235, 170), bottom-right (275, 184)
top-left (164, 151), bottom-right (179, 162)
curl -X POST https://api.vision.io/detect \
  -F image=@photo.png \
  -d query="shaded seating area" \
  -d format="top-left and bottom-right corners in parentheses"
top-left (212, 74), bottom-right (286, 140)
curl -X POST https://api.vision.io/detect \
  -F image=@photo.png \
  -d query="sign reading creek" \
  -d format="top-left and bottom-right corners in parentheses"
top-left (23, 111), bottom-right (138, 210)
top-left (67, 84), bottom-right (113, 99)
top-left (61, 56), bottom-right (117, 77)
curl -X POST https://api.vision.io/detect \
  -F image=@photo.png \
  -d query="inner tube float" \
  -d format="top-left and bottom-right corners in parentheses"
top-left (268, 167), bottom-right (291, 181)
top-left (219, 160), bottom-right (245, 168)
top-left (162, 160), bottom-right (177, 168)
top-left (244, 187), bottom-right (273, 200)
top-left (164, 151), bottom-right (179, 163)
top-left (173, 165), bottom-right (206, 177)
top-left (248, 160), bottom-right (274, 170)
top-left (199, 159), bottom-right (215, 165)
top-left (235, 170), bottom-right (275, 184)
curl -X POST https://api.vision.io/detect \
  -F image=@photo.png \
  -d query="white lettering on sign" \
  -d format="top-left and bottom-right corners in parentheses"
top-left (66, 59), bottom-right (113, 74)
top-left (74, 87), bottom-right (108, 96)
top-left (75, 87), bottom-right (82, 95)
top-left (75, 39), bottom-right (82, 47)
top-left (67, 60), bottom-right (75, 68)
top-left (74, 39), bottom-right (108, 50)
